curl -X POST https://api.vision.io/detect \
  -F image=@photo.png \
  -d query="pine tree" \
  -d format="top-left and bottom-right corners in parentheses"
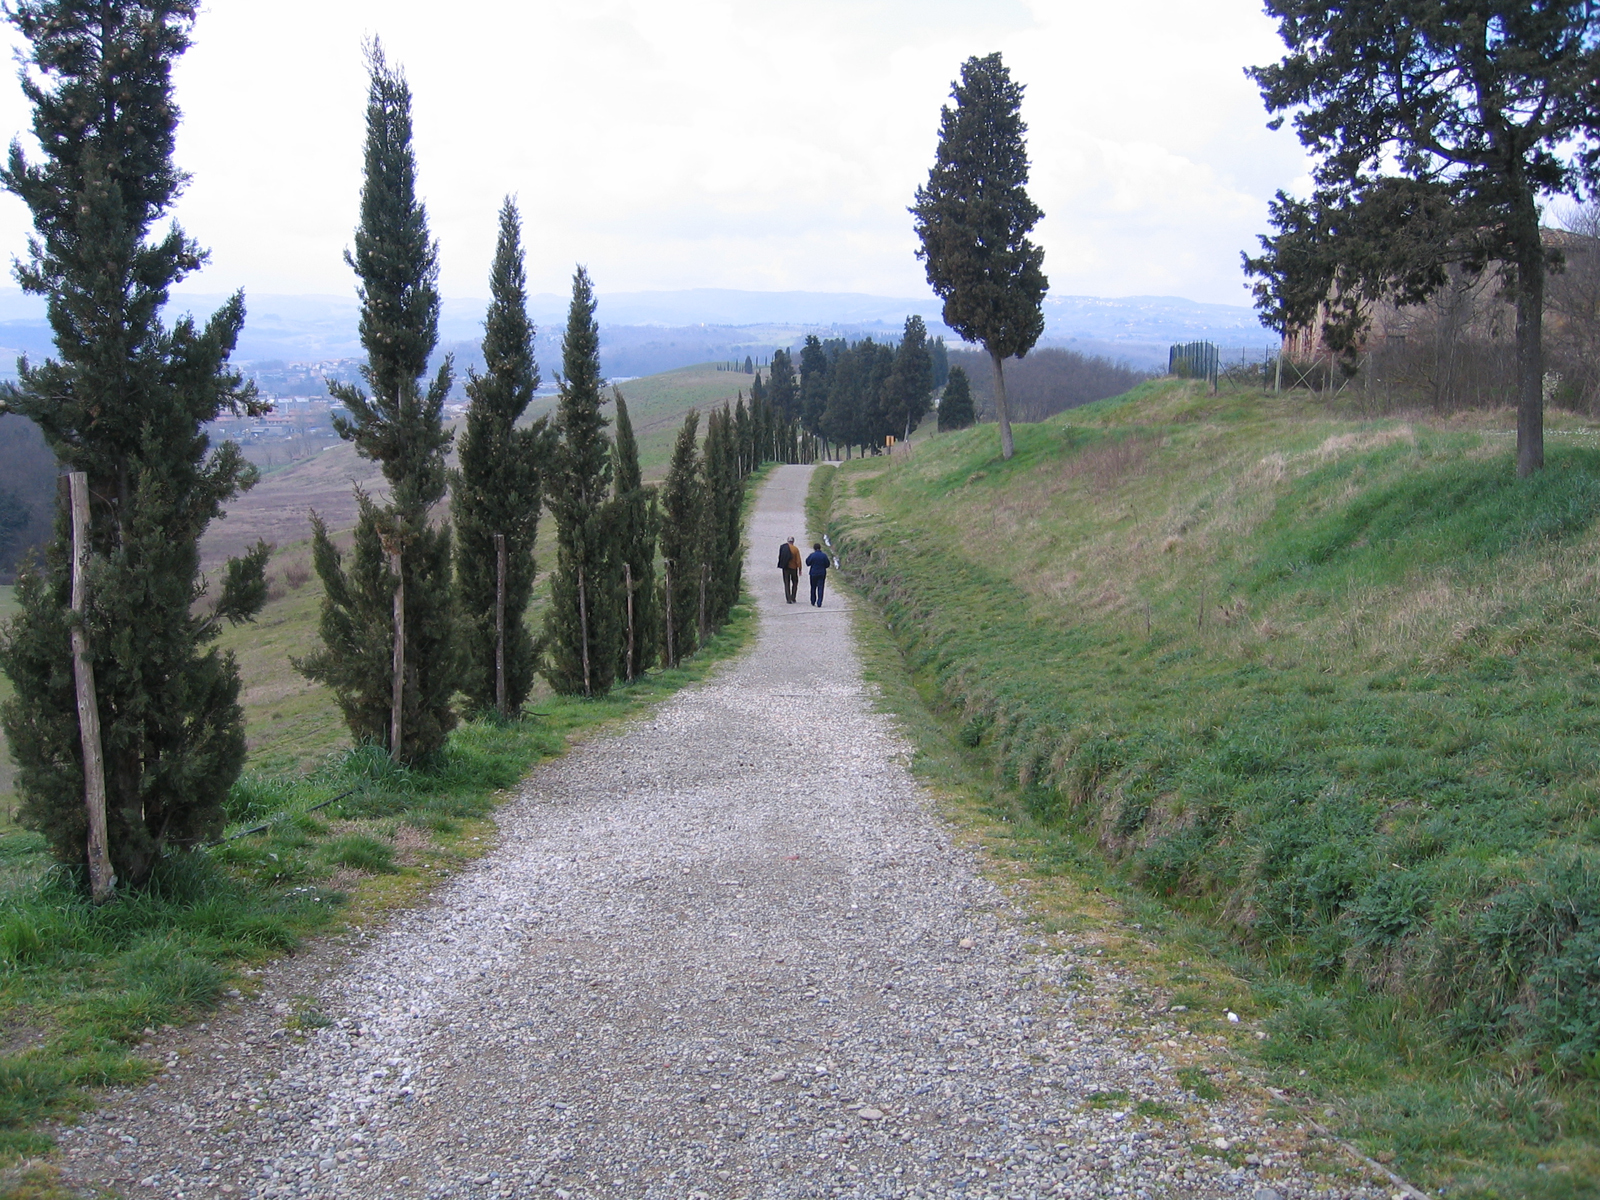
top-left (0, 0), bottom-right (269, 889)
top-left (658, 411), bottom-right (702, 666)
top-left (543, 268), bottom-right (619, 697)
top-left (912, 52), bottom-right (1048, 460)
top-left (938, 365), bottom-right (976, 430)
top-left (298, 42), bottom-right (459, 761)
top-left (452, 198), bottom-right (550, 717)
top-left (611, 389), bottom-right (659, 682)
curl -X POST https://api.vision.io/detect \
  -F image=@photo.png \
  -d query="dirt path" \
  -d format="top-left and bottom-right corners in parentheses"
top-left (53, 466), bottom-right (1384, 1200)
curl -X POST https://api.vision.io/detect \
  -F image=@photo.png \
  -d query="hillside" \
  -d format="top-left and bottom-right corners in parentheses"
top-left (823, 382), bottom-right (1600, 1197)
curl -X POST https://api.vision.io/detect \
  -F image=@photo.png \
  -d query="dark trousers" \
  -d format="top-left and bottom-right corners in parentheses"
top-left (782, 567), bottom-right (799, 603)
top-left (809, 574), bottom-right (826, 606)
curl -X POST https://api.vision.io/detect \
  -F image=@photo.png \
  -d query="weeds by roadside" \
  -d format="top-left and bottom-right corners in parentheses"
top-left (816, 402), bottom-right (1600, 1200)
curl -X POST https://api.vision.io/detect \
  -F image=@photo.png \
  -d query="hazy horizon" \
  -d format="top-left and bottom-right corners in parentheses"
top-left (0, 1), bottom-right (1309, 311)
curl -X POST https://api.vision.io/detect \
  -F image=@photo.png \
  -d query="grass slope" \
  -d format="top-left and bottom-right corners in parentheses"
top-left (825, 383), bottom-right (1600, 1199)
top-left (611, 363), bottom-right (763, 475)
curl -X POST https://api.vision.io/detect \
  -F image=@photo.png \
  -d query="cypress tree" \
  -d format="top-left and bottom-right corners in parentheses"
top-left (768, 348), bottom-right (798, 423)
top-left (884, 315), bottom-right (935, 442)
top-left (658, 411), bottom-right (702, 666)
top-left (542, 267), bottom-right (619, 697)
top-left (734, 394), bottom-right (752, 477)
top-left (298, 42), bottom-right (459, 762)
top-left (0, 0), bottom-right (269, 888)
top-left (452, 198), bottom-right (550, 717)
top-left (938, 365), bottom-right (976, 430)
top-left (911, 52), bottom-right (1048, 461)
top-left (699, 405), bottom-right (744, 630)
top-left (611, 389), bottom-right (659, 682)
top-left (799, 335), bottom-right (829, 444)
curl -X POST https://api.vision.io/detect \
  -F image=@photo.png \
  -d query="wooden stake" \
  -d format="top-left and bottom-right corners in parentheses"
top-left (662, 563), bottom-right (675, 672)
top-left (623, 561), bottom-right (635, 683)
top-left (698, 560), bottom-right (709, 644)
top-left (68, 472), bottom-right (113, 902)
top-left (494, 532), bottom-right (507, 718)
top-left (577, 563), bottom-right (592, 698)
top-left (390, 547), bottom-right (404, 761)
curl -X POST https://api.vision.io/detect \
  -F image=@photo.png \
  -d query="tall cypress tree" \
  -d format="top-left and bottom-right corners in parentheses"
top-left (938, 365), bottom-right (976, 431)
top-left (767, 348), bottom-right (796, 423)
top-left (298, 42), bottom-right (458, 761)
top-left (453, 198), bottom-right (551, 716)
top-left (884, 315), bottom-right (935, 441)
top-left (699, 405), bottom-right (744, 631)
top-left (0, 0), bottom-right (269, 888)
top-left (658, 411), bottom-right (702, 666)
top-left (912, 52), bottom-right (1047, 461)
top-left (610, 390), bottom-right (659, 682)
top-left (543, 267), bottom-right (619, 697)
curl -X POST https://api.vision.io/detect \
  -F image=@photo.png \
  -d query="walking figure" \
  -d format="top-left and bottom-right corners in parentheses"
top-left (779, 536), bottom-right (801, 604)
top-left (806, 542), bottom-right (831, 607)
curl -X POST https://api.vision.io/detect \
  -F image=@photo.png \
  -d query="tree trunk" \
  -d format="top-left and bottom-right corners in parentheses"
top-left (1514, 198), bottom-right (1546, 477)
top-left (990, 348), bottom-right (1015, 460)
top-left (664, 560), bottom-right (676, 668)
top-left (623, 561), bottom-right (635, 683)
top-left (494, 532), bottom-right (507, 718)
top-left (577, 563), bottom-right (592, 698)
top-left (390, 548), bottom-right (404, 761)
top-left (68, 472), bottom-right (113, 902)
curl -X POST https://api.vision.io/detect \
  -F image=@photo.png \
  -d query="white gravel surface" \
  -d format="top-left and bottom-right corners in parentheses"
top-left (52, 466), bottom-right (1389, 1200)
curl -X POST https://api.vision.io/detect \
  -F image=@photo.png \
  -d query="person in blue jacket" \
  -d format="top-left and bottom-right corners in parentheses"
top-left (805, 542), bottom-right (831, 607)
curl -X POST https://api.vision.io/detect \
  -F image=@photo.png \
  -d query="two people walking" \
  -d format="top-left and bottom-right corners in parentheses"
top-left (778, 536), bottom-right (833, 608)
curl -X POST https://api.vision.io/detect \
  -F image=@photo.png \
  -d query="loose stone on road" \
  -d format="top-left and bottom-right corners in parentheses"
top-left (53, 465), bottom-right (1387, 1199)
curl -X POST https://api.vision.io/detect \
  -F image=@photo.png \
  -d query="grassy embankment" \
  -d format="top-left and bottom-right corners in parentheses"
top-left (821, 382), bottom-right (1600, 1199)
top-left (0, 455), bottom-right (771, 1163)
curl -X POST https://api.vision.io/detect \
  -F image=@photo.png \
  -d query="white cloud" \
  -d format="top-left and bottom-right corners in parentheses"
top-left (0, 0), bottom-right (1307, 307)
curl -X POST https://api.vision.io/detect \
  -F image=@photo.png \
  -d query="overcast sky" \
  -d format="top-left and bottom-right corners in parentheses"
top-left (0, 0), bottom-right (1308, 309)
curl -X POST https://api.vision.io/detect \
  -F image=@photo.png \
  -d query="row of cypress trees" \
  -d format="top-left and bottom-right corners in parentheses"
top-left (0, 6), bottom-right (780, 888)
top-left (786, 316), bottom-right (952, 457)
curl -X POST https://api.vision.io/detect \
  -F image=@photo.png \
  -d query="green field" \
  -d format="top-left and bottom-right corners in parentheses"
top-left (611, 363), bottom-right (766, 475)
top-left (825, 382), bottom-right (1600, 1198)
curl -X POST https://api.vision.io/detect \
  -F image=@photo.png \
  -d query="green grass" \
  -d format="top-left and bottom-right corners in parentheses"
top-left (824, 385), bottom-right (1600, 1198)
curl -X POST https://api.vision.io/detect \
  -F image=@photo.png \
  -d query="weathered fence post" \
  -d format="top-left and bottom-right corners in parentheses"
top-left (68, 472), bottom-right (113, 902)
top-left (390, 546), bottom-right (404, 762)
top-left (577, 563), bottom-right (592, 698)
top-left (493, 532), bottom-right (507, 718)
top-left (623, 561), bottom-right (635, 683)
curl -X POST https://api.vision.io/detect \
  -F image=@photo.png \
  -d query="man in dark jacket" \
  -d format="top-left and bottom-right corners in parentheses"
top-left (779, 537), bottom-right (801, 603)
top-left (805, 543), bottom-right (831, 607)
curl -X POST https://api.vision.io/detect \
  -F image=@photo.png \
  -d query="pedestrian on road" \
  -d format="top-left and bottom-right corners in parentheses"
top-left (806, 542), bottom-right (831, 607)
top-left (779, 537), bottom-right (802, 604)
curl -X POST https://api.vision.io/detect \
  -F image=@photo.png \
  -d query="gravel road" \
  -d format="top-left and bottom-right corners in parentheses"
top-left (53, 465), bottom-right (1388, 1200)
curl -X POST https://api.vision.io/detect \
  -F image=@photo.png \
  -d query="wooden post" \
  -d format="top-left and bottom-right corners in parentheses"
top-left (68, 472), bottom-right (114, 902)
top-left (623, 561), bottom-right (635, 683)
top-left (493, 532), bottom-right (507, 718)
top-left (390, 547), bottom-right (404, 762)
top-left (663, 561), bottom-right (676, 668)
top-left (1274, 349), bottom-right (1283, 394)
top-left (698, 560), bottom-right (709, 644)
top-left (577, 563), bottom-right (592, 698)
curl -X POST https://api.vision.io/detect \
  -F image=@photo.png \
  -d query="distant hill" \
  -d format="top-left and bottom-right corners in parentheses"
top-left (0, 287), bottom-right (1276, 380)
